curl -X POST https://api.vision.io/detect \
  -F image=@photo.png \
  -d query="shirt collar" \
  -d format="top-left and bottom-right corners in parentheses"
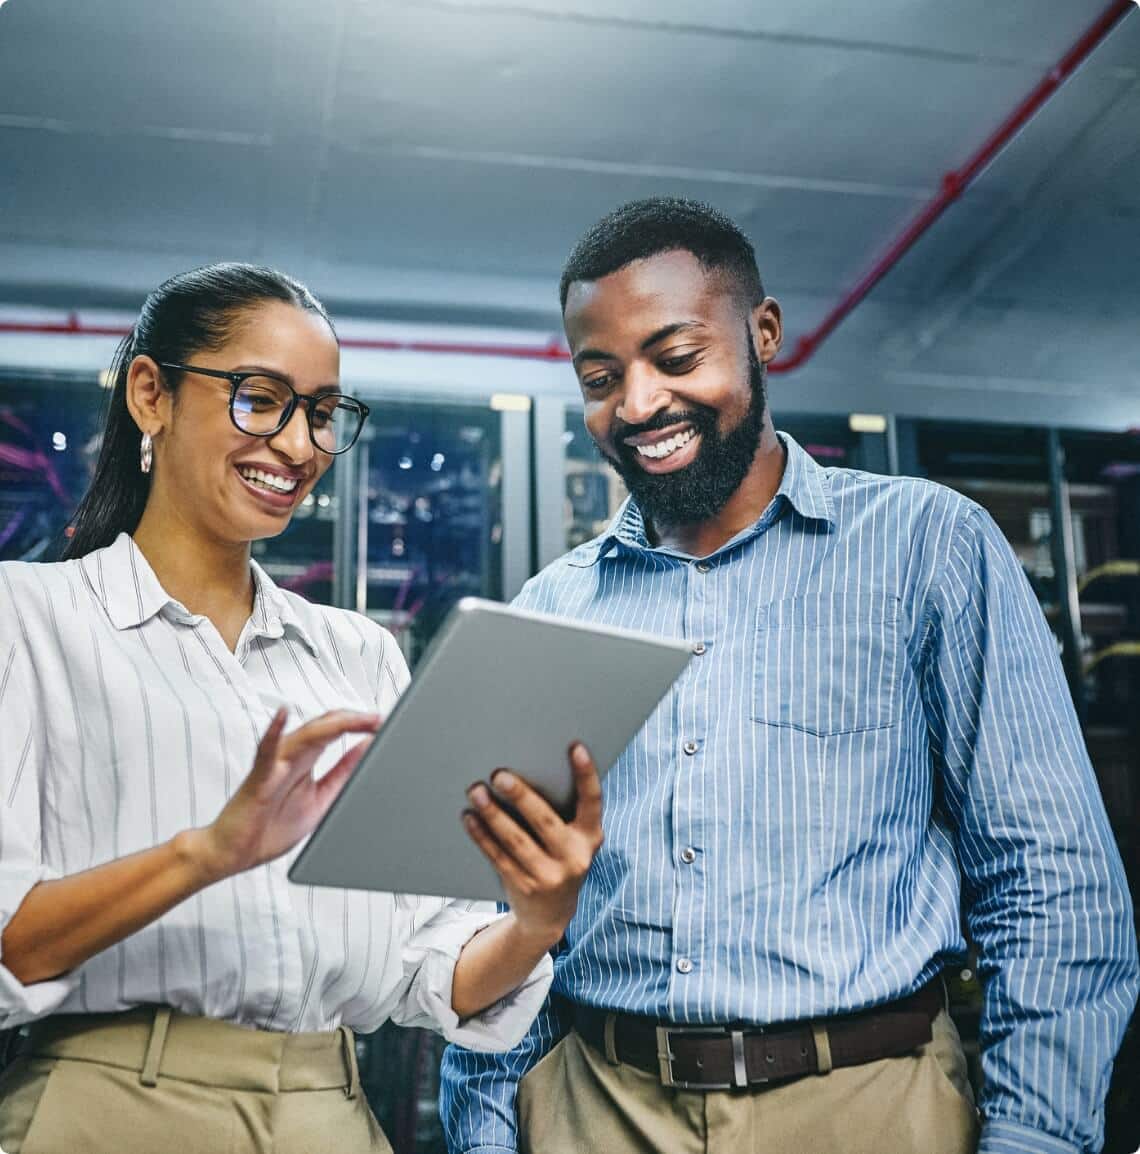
top-left (248, 560), bottom-right (321, 656)
top-left (568, 431), bottom-right (836, 566)
top-left (81, 532), bottom-right (319, 655)
top-left (777, 431), bottom-right (836, 527)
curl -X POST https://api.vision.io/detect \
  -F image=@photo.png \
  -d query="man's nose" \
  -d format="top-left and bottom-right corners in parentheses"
top-left (616, 366), bottom-right (671, 428)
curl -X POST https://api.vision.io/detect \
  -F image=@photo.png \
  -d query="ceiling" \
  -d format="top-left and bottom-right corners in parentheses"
top-left (0, 0), bottom-right (1137, 427)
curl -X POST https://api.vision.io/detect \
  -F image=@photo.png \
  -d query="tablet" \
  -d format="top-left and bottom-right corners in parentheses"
top-left (288, 597), bottom-right (692, 901)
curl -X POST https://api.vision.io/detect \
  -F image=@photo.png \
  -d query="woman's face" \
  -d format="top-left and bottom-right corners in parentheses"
top-left (146, 300), bottom-right (342, 545)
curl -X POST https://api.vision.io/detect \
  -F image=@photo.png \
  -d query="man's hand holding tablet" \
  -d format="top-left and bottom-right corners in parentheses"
top-left (450, 742), bottom-right (603, 1018)
top-left (463, 742), bottom-right (603, 949)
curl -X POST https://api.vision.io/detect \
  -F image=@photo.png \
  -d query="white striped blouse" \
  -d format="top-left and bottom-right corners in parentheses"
top-left (0, 532), bottom-right (550, 1048)
top-left (442, 433), bottom-right (1138, 1154)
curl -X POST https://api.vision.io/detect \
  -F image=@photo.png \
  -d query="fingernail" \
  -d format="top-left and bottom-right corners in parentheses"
top-left (491, 770), bottom-right (516, 791)
top-left (468, 785), bottom-right (490, 808)
top-left (571, 744), bottom-right (588, 766)
top-left (461, 812), bottom-right (477, 831)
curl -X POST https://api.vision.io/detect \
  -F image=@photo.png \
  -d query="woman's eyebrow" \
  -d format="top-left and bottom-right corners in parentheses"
top-left (231, 364), bottom-right (341, 394)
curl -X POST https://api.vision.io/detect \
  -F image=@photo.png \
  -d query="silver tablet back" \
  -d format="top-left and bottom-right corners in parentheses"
top-left (289, 597), bottom-right (691, 901)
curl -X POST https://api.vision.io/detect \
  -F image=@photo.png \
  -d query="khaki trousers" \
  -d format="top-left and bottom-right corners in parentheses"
top-left (518, 1009), bottom-right (980, 1154)
top-left (0, 1007), bottom-right (392, 1154)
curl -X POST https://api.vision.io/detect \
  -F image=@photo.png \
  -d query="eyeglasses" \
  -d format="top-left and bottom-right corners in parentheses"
top-left (158, 362), bottom-right (369, 455)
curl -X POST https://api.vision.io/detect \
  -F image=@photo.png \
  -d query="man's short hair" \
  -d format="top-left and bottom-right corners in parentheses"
top-left (559, 197), bottom-right (765, 312)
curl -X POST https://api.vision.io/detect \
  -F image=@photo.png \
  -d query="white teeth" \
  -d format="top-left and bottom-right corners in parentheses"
top-left (634, 428), bottom-right (695, 460)
top-left (238, 467), bottom-right (299, 494)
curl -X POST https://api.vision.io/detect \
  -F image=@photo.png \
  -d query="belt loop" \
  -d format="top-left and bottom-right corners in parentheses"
top-left (603, 1013), bottom-right (619, 1065)
top-left (811, 1023), bottom-right (833, 1076)
top-left (339, 1026), bottom-right (361, 1100)
top-left (140, 1007), bottom-right (173, 1088)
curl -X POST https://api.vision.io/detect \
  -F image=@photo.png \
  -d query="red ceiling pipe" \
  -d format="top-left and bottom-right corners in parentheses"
top-left (771, 0), bottom-right (1135, 372)
top-left (0, 0), bottom-right (1132, 373)
top-left (0, 315), bottom-right (570, 360)
top-left (0, 314), bottom-right (130, 338)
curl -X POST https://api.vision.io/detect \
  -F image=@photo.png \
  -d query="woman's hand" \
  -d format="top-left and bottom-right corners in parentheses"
top-left (191, 708), bottom-right (381, 882)
top-left (462, 743), bottom-right (604, 951)
top-left (1, 708), bottom-right (380, 986)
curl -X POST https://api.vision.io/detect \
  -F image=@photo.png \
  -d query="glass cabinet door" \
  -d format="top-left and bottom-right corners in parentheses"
top-left (246, 399), bottom-right (508, 644)
top-left (356, 399), bottom-right (502, 666)
top-left (0, 373), bottom-right (104, 561)
top-left (1059, 431), bottom-right (1140, 888)
top-left (910, 420), bottom-right (1058, 611)
top-left (1063, 432), bottom-right (1140, 1154)
top-left (563, 409), bottom-right (626, 551)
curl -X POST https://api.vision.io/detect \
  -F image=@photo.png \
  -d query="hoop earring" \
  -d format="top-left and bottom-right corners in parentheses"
top-left (140, 432), bottom-right (153, 475)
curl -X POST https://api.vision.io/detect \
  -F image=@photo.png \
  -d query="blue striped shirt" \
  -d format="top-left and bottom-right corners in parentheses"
top-left (441, 433), bottom-right (1138, 1154)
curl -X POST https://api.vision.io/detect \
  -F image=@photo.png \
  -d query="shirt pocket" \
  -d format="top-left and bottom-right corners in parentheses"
top-left (751, 592), bottom-right (900, 737)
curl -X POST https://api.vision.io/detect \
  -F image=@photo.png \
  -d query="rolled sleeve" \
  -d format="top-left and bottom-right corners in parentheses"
top-left (387, 898), bottom-right (553, 1051)
top-left (0, 635), bottom-right (80, 1027)
top-left (0, 850), bottom-right (78, 1028)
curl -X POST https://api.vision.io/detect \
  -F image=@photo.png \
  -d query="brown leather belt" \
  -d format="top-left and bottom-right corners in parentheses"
top-left (573, 978), bottom-right (943, 1091)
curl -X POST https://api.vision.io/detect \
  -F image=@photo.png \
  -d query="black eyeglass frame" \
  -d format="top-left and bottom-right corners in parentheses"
top-left (157, 361), bottom-right (370, 455)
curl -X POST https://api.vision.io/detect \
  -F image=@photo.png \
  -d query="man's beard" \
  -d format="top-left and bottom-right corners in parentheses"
top-left (600, 331), bottom-right (767, 530)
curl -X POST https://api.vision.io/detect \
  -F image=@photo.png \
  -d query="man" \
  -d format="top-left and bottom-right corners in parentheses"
top-left (440, 198), bottom-right (1138, 1153)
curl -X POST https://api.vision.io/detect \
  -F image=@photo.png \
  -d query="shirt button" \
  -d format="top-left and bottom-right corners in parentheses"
top-left (680, 847), bottom-right (697, 865)
top-left (676, 958), bottom-right (693, 974)
top-left (683, 740), bottom-right (698, 756)
top-left (694, 562), bottom-right (711, 573)
top-left (692, 641), bottom-right (706, 655)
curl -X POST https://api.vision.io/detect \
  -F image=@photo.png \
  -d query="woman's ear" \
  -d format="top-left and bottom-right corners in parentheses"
top-left (124, 355), bottom-right (169, 437)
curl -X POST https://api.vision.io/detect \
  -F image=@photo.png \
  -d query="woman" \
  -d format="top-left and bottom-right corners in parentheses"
top-left (0, 264), bottom-right (603, 1153)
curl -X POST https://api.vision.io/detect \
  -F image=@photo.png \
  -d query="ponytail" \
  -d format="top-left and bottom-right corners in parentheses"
top-left (63, 332), bottom-right (149, 558)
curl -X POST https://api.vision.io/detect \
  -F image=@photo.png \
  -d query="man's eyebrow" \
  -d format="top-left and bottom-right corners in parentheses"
top-left (640, 321), bottom-right (706, 350)
top-left (571, 321), bottom-right (707, 369)
top-left (571, 346), bottom-right (613, 369)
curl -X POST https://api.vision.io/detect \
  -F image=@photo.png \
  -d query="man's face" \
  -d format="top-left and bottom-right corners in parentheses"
top-left (563, 249), bottom-right (772, 528)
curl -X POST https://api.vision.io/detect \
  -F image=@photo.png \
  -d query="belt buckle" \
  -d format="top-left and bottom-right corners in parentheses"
top-left (654, 1025), bottom-right (755, 1090)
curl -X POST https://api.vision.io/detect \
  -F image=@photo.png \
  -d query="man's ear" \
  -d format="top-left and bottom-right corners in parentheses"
top-left (751, 298), bottom-right (783, 364)
top-left (124, 355), bottom-right (169, 437)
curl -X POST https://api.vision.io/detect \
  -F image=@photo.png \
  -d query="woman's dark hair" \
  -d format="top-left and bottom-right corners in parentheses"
top-left (63, 263), bottom-right (335, 560)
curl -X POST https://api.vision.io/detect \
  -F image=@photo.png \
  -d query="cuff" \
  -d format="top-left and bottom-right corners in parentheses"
top-left (977, 1119), bottom-right (1082, 1154)
top-left (414, 932), bottom-right (554, 1052)
top-left (400, 908), bottom-right (555, 1051)
top-left (0, 863), bottom-right (79, 1029)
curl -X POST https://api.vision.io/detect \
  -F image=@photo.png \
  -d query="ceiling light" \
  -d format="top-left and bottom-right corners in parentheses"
top-left (490, 394), bottom-right (531, 412)
top-left (848, 413), bottom-right (887, 434)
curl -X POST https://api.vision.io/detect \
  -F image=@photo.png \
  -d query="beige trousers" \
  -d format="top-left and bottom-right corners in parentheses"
top-left (0, 1007), bottom-right (392, 1154)
top-left (518, 1009), bottom-right (980, 1154)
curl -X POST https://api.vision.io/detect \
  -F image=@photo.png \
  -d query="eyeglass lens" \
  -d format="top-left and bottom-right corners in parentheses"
top-left (231, 377), bottom-right (362, 452)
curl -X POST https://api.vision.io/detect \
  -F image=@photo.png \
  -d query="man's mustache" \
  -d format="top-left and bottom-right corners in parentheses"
top-left (610, 408), bottom-right (713, 447)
